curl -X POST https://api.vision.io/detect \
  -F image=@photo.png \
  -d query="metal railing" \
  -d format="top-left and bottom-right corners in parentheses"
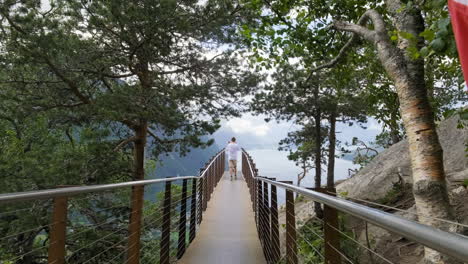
top-left (241, 149), bottom-right (468, 263)
top-left (0, 149), bottom-right (225, 264)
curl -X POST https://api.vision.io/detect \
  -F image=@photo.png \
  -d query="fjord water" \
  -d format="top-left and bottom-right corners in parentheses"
top-left (243, 148), bottom-right (359, 204)
top-left (244, 148), bottom-right (358, 186)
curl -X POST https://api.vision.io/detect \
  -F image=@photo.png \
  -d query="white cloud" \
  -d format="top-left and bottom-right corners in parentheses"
top-left (366, 118), bottom-right (383, 131)
top-left (225, 118), bottom-right (270, 136)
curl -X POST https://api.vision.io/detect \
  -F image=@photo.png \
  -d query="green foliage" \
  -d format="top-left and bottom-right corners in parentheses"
top-left (377, 180), bottom-right (404, 206)
top-left (0, 0), bottom-right (259, 158)
top-left (462, 179), bottom-right (468, 188)
top-left (0, 1), bottom-right (256, 262)
top-left (297, 219), bottom-right (325, 263)
top-left (0, 114), bottom-right (133, 262)
top-left (295, 215), bottom-right (360, 263)
top-left (241, 0), bottom-right (466, 154)
top-left (347, 137), bottom-right (379, 167)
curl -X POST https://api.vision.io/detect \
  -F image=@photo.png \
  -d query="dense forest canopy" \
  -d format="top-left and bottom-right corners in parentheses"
top-left (0, 1), bottom-right (258, 262)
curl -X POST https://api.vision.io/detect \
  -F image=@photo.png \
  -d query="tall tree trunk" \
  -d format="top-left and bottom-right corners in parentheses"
top-left (327, 108), bottom-right (337, 189)
top-left (382, 4), bottom-right (456, 263)
top-left (333, 3), bottom-right (456, 262)
top-left (298, 160), bottom-right (307, 187)
top-left (132, 122), bottom-right (147, 181)
top-left (126, 121), bottom-right (148, 264)
top-left (313, 86), bottom-right (324, 218)
top-left (355, 3), bottom-right (456, 263)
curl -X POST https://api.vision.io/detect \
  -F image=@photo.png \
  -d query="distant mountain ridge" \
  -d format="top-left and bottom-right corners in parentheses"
top-left (148, 139), bottom-right (221, 179)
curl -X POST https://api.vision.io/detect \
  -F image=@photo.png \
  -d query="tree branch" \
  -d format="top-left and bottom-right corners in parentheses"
top-left (307, 9), bottom-right (386, 77)
top-left (147, 129), bottom-right (183, 145)
top-left (42, 57), bottom-right (92, 104)
top-left (114, 136), bottom-right (138, 151)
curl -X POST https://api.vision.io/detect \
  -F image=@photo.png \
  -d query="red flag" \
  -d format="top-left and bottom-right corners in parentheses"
top-left (449, 0), bottom-right (468, 85)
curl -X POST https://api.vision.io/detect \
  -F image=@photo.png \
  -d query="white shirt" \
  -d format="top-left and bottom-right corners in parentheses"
top-left (225, 142), bottom-right (240, 160)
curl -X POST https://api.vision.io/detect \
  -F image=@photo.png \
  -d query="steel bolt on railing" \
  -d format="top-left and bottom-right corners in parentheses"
top-left (241, 149), bottom-right (468, 264)
top-left (0, 149), bottom-right (226, 264)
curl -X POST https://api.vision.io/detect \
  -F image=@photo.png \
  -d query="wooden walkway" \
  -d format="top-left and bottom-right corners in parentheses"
top-left (178, 172), bottom-right (266, 264)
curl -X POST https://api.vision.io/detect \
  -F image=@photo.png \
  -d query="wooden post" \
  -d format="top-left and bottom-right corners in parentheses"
top-left (209, 164), bottom-right (214, 196)
top-left (215, 156), bottom-right (219, 184)
top-left (313, 188), bottom-right (341, 264)
top-left (177, 179), bottom-right (188, 259)
top-left (263, 180), bottom-right (271, 262)
top-left (189, 178), bottom-right (197, 243)
top-left (203, 167), bottom-right (208, 211)
top-left (48, 196), bottom-right (68, 264)
top-left (198, 168), bottom-right (204, 224)
top-left (256, 179), bottom-right (262, 232)
top-left (160, 181), bottom-right (171, 264)
top-left (252, 168), bottom-right (257, 212)
top-left (282, 181), bottom-right (298, 264)
top-left (212, 161), bottom-right (215, 189)
top-left (126, 185), bottom-right (144, 264)
top-left (270, 179), bottom-right (280, 263)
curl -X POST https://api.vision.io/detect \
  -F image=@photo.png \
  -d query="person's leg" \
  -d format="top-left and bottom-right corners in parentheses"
top-left (229, 160), bottom-right (234, 180)
top-left (234, 160), bottom-right (237, 178)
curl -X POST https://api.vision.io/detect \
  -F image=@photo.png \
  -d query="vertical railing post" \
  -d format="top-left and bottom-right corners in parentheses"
top-left (216, 154), bottom-right (220, 183)
top-left (127, 185), bottom-right (144, 264)
top-left (252, 170), bottom-right (256, 209)
top-left (189, 178), bottom-right (197, 243)
top-left (48, 196), bottom-right (68, 264)
top-left (282, 181), bottom-right (298, 264)
top-left (198, 168), bottom-right (204, 224)
top-left (160, 181), bottom-right (172, 264)
top-left (219, 153), bottom-right (223, 182)
top-left (323, 188), bottom-right (341, 264)
top-left (220, 153), bottom-right (223, 181)
top-left (177, 179), bottom-right (188, 259)
top-left (213, 158), bottom-right (216, 186)
top-left (210, 159), bottom-right (214, 194)
top-left (208, 161), bottom-right (211, 200)
top-left (263, 180), bottom-right (271, 262)
top-left (270, 179), bottom-right (280, 263)
top-left (214, 155), bottom-right (218, 184)
top-left (258, 178), bottom-right (265, 249)
top-left (210, 162), bottom-right (214, 195)
top-left (256, 178), bottom-right (261, 228)
top-left (205, 161), bottom-right (210, 202)
top-left (203, 165), bottom-right (208, 211)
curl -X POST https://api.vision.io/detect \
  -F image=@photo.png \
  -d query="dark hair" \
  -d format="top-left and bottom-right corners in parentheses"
top-left (231, 137), bottom-right (236, 142)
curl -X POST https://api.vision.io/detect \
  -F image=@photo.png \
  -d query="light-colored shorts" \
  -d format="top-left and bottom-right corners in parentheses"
top-left (229, 160), bottom-right (237, 175)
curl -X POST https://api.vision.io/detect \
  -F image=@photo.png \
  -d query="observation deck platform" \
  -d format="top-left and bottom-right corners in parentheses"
top-left (178, 172), bottom-right (266, 264)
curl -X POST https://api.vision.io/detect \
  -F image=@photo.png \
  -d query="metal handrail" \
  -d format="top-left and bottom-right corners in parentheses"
top-left (0, 149), bottom-right (226, 204)
top-left (242, 150), bottom-right (468, 262)
top-left (199, 149), bottom-right (225, 178)
top-left (0, 176), bottom-right (198, 204)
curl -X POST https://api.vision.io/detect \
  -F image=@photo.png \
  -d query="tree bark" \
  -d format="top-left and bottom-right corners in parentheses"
top-left (333, 3), bottom-right (456, 263)
top-left (313, 86), bottom-right (324, 218)
top-left (327, 108), bottom-right (337, 188)
top-left (126, 121), bottom-right (148, 264)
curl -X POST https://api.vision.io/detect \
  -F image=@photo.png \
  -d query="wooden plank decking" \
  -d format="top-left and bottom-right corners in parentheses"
top-left (178, 172), bottom-right (266, 264)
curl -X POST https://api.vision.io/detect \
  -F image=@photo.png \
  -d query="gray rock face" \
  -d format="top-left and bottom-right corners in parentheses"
top-left (336, 115), bottom-right (468, 201)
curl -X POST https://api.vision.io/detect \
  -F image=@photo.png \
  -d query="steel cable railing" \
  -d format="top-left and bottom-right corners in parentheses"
top-left (326, 190), bottom-right (468, 229)
top-left (241, 148), bottom-right (468, 264)
top-left (0, 149), bottom-right (226, 264)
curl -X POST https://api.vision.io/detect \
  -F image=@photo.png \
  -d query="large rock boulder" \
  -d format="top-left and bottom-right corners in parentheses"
top-left (336, 114), bottom-right (468, 201)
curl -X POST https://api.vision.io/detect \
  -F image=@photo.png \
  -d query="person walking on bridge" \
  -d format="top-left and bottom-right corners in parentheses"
top-left (226, 137), bottom-right (240, 180)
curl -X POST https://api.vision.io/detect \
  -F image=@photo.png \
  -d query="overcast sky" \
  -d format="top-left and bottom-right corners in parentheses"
top-left (212, 113), bottom-right (383, 151)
